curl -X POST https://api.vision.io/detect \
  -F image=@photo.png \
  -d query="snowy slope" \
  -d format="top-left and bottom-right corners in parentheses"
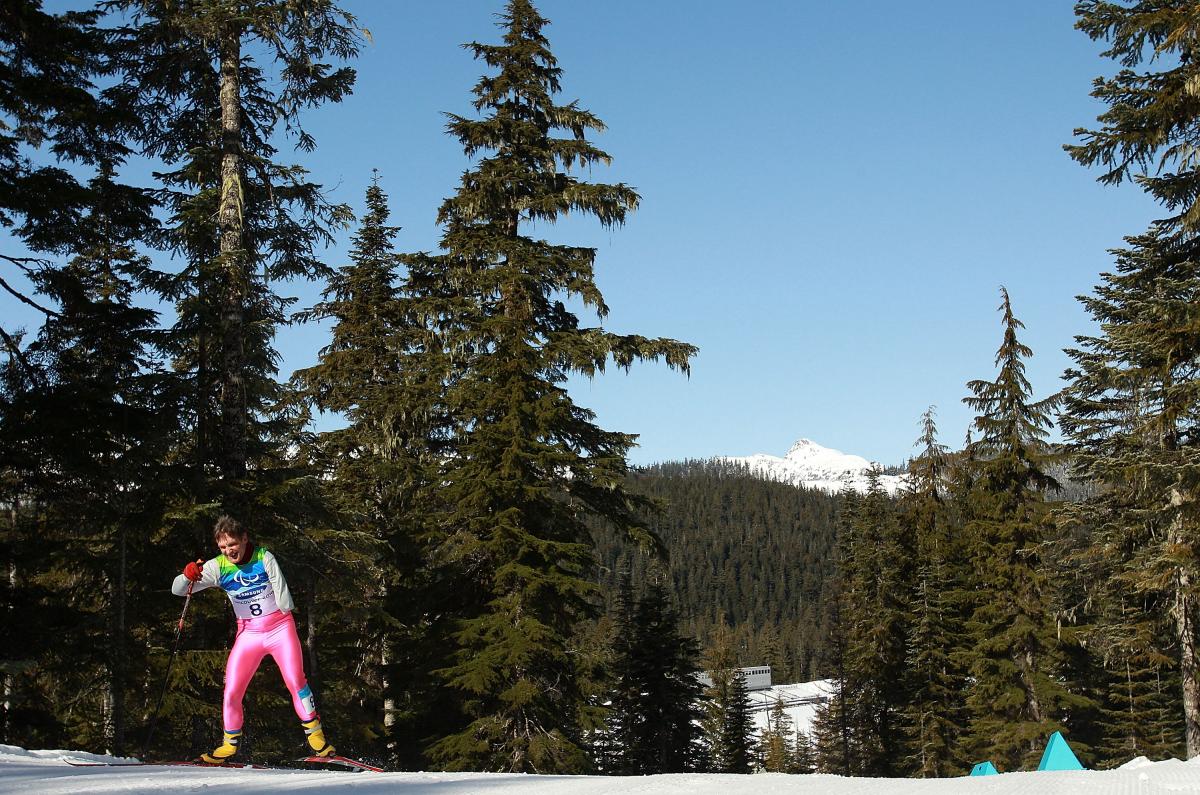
top-left (3, 744), bottom-right (1199, 794)
top-left (722, 438), bottom-right (907, 496)
top-left (747, 679), bottom-right (833, 738)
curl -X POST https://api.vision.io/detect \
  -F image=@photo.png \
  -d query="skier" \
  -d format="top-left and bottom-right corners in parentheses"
top-left (173, 515), bottom-right (334, 764)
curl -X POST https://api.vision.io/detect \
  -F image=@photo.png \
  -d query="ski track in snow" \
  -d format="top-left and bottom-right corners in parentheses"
top-left (3, 746), bottom-right (1200, 794)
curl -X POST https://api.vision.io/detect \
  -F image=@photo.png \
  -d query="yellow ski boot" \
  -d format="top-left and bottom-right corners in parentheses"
top-left (199, 730), bottom-right (241, 764)
top-left (302, 716), bottom-right (335, 758)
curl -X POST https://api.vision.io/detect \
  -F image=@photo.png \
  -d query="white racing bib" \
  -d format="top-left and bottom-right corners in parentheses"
top-left (217, 547), bottom-right (282, 620)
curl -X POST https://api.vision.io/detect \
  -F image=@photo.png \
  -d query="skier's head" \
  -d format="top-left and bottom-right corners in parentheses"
top-left (213, 515), bottom-right (251, 564)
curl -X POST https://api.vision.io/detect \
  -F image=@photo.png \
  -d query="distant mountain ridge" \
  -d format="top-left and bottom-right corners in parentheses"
top-left (720, 438), bottom-right (907, 496)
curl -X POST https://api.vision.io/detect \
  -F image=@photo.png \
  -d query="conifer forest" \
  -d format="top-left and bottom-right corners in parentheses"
top-left (4, 0), bottom-right (1200, 779)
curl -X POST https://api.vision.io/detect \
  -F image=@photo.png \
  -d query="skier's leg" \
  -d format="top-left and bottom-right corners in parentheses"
top-left (222, 623), bottom-right (268, 731)
top-left (202, 622), bottom-right (266, 763)
top-left (267, 611), bottom-right (333, 756)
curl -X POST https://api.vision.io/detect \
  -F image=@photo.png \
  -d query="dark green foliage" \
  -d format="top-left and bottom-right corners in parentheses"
top-left (900, 409), bottom-right (969, 777)
top-left (791, 728), bottom-right (816, 774)
top-left (410, 0), bottom-right (694, 773)
top-left (1065, 0), bottom-right (1200, 762)
top-left (960, 288), bottom-right (1084, 771)
top-left (604, 572), bottom-right (704, 774)
top-left (758, 697), bottom-right (795, 772)
top-left (0, 3), bottom-right (181, 753)
top-left (812, 478), bottom-right (912, 777)
top-left (1067, 1), bottom-right (1200, 235)
top-left (810, 565), bottom-right (854, 775)
top-left (841, 473), bottom-right (913, 776)
top-left (296, 175), bottom-right (474, 768)
top-left (1059, 226), bottom-right (1200, 760)
top-left (718, 671), bottom-right (755, 773)
top-left (698, 621), bottom-right (754, 773)
top-left (599, 461), bottom-right (842, 683)
top-left (0, 0), bottom-right (112, 268)
top-left (109, 0), bottom-right (359, 493)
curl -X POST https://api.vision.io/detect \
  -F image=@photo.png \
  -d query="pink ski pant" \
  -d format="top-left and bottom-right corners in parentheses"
top-left (222, 610), bottom-right (315, 731)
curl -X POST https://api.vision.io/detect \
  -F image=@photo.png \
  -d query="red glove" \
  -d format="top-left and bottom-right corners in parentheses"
top-left (183, 560), bottom-right (204, 581)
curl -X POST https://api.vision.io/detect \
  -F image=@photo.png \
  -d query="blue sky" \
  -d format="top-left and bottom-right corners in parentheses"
top-left (10, 1), bottom-right (1164, 466)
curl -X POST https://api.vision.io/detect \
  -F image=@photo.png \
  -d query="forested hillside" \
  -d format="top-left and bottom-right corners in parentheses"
top-left (599, 461), bottom-right (842, 684)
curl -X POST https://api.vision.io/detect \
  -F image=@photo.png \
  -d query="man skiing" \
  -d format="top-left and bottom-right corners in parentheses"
top-left (173, 515), bottom-right (334, 764)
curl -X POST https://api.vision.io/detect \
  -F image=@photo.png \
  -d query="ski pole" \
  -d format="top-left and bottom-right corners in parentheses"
top-left (141, 576), bottom-right (196, 759)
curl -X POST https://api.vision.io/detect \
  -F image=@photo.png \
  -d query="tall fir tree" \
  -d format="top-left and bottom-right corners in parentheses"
top-left (758, 697), bottom-right (795, 773)
top-left (1066, 0), bottom-right (1200, 760)
top-left (791, 728), bottom-right (817, 774)
top-left (99, 0), bottom-right (364, 758)
top-left (811, 497), bottom-right (857, 776)
top-left (900, 408), bottom-right (968, 776)
top-left (412, 0), bottom-right (696, 772)
top-left (293, 175), bottom-right (438, 761)
top-left (1060, 226), bottom-right (1198, 759)
top-left (718, 669), bottom-right (755, 774)
top-left (699, 619), bottom-right (738, 772)
top-left (111, 0), bottom-right (361, 488)
top-left (0, 3), bottom-right (185, 752)
top-left (0, 167), bottom-right (181, 755)
top-left (960, 287), bottom-right (1082, 770)
top-left (605, 571), bottom-right (704, 774)
top-left (1068, 1), bottom-right (1200, 238)
top-left (829, 473), bottom-right (913, 776)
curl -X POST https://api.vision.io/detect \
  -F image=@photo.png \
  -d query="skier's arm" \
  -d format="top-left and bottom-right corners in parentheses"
top-left (171, 558), bottom-right (218, 596)
top-left (261, 550), bottom-right (296, 613)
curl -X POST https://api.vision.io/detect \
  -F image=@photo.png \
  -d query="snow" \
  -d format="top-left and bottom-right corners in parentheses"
top-left (722, 438), bottom-right (907, 496)
top-left (5, 745), bottom-right (1200, 794)
top-left (747, 679), bottom-right (834, 738)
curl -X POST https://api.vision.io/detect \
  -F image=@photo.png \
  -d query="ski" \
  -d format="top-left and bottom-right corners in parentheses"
top-left (66, 759), bottom-right (268, 769)
top-left (67, 756), bottom-right (382, 772)
top-left (294, 754), bottom-right (384, 772)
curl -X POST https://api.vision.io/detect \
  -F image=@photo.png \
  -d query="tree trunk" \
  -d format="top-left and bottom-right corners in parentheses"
top-left (2, 501), bottom-right (15, 743)
top-left (109, 523), bottom-right (127, 755)
top-left (217, 22), bottom-right (247, 481)
top-left (1170, 486), bottom-right (1200, 758)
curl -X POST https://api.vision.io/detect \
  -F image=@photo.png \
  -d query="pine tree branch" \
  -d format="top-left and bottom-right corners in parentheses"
top-left (0, 271), bottom-right (59, 318)
top-left (0, 325), bottom-right (42, 387)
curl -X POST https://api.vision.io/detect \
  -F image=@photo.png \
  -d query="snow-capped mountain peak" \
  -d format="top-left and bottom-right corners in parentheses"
top-left (722, 438), bottom-right (906, 496)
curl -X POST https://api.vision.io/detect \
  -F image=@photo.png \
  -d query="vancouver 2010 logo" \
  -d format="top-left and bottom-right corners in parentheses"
top-left (233, 569), bottom-right (263, 587)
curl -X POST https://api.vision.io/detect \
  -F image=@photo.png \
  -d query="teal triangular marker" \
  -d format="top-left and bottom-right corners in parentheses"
top-left (1037, 731), bottom-right (1084, 771)
top-left (970, 761), bottom-right (998, 776)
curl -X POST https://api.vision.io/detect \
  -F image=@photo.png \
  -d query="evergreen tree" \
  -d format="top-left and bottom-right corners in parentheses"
top-left (811, 504), bottom-right (855, 776)
top-left (834, 473), bottom-right (912, 776)
top-left (900, 408), bottom-right (968, 776)
top-left (0, 0), bottom-right (112, 282)
top-left (758, 697), bottom-right (795, 772)
top-left (0, 162), bottom-right (183, 752)
top-left (699, 619), bottom-right (739, 772)
top-left (960, 287), bottom-right (1081, 770)
top-left (791, 729), bottom-right (816, 774)
top-left (1060, 225), bottom-right (1198, 760)
top-left (718, 670), bottom-right (755, 774)
top-left (605, 571), bottom-right (704, 774)
top-left (0, 4), bottom-right (180, 751)
top-left (415, 0), bottom-right (695, 772)
top-left (1068, 1), bottom-right (1200, 238)
top-left (1067, 1), bottom-right (1200, 759)
top-left (294, 175), bottom-right (444, 762)
top-left (111, 0), bottom-right (361, 487)
top-left (96, 0), bottom-right (365, 758)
